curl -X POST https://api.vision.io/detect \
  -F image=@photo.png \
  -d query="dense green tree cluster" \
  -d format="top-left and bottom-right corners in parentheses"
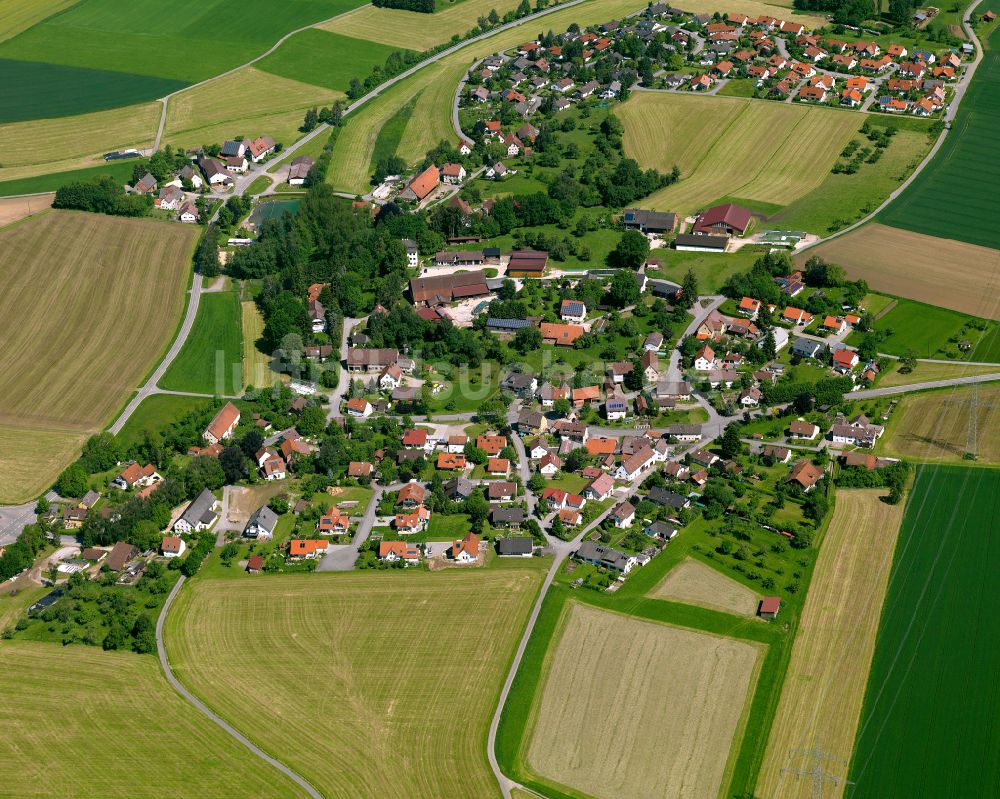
top-left (53, 176), bottom-right (151, 217)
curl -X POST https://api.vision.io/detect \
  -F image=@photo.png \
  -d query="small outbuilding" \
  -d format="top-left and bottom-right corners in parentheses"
top-left (758, 596), bottom-right (781, 619)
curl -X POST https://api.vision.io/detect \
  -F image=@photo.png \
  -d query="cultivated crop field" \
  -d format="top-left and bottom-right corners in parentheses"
top-left (0, 211), bottom-right (196, 501)
top-left (164, 567), bottom-right (544, 799)
top-left (162, 67), bottom-right (341, 153)
top-left (877, 20), bottom-right (1000, 249)
top-left (0, 101), bottom-right (159, 184)
top-left (880, 383), bottom-right (1000, 465)
top-left (524, 602), bottom-right (762, 799)
top-left (161, 290), bottom-right (244, 396)
top-left (802, 224), bottom-right (1000, 320)
top-left (258, 28), bottom-right (413, 93)
top-left (758, 490), bottom-right (906, 799)
top-left (0, 641), bottom-right (309, 799)
top-left (0, 58), bottom-right (183, 124)
top-left (0, 0), bottom-right (367, 117)
top-left (849, 466), bottom-right (1000, 797)
top-left (652, 557), bottom-right (761, 617)
top-left (620, 93), bottom-right (861, 216)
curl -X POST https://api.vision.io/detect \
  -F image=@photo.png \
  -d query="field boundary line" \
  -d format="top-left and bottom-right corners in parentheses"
top-left (152, 4), bottom-right (371, 150)
top-left (797, 0), bottom-right (986, 254)
top-left (155, 575), bottom-right (325, 799)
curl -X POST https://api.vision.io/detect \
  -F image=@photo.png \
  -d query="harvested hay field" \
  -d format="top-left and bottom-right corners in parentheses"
top-left (0, 425), bottom-right (88, 505)
top-left (0, 641), bottom-right (308, 799)
top-left (525, 602), bottom-right (762, 799)
top-left (242, 300), bottom-right (279, 388)
top-left (0, 101), bottom-right (159, 183)
top-left (0, 193), bottom-right (53, 228)
top-left (620, 93), bottom-right (860, 216)
top-left (0, 211), bottom-right (195, 501)
top-left (652, 557), bottom-right (761, 617)
top-left (757, 490), bottom-right (906, 799)
top-left (880, 383), bottom-right (1000, 464)
top-left (165, 567), bottom-right (545, 799)
top-left (621, 93), bottom-right (859, 212)
top-left (800, 224), bottom-right (1000, 320)
top-left (322, 0), bottom-right (525, 50)
top-left (163, 67), bottom-right (341, 152)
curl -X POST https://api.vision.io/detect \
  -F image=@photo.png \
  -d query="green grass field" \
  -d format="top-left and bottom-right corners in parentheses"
top-left (0, 160), bottom-right (140, 197)
top-left (164, 567), bottom-right (546, 799)
top-left (0, 641), bottom-right (309, 798)
top-left (0, 0), bottom-right (368, 118)
top-left (849, 466), bottom-right (1000, 798)
top-left (845, 296), bottom-right (1000, 361)
top-left (0, 0), bottom-right (75, 44)
top-left (258, 28), bottom-right (414, 93)
top-left (773, 121), bottom-right (934, 234)
top-left (162, 66), bottom-right (340, 153)
top-left (648, 247), bottom-right (765, 293)
top-left (115, 394), bottom-right (213, 449)
top-left (160, 290), bottom-right (243, 395)
top-left (370, 94), bottom-right (419, 175)
top-left (877, 3), bottom-right (1000, 249)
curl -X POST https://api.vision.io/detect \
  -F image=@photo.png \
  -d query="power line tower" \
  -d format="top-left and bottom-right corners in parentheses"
top-left (944, 383), bottom-right (999, 460)
top-left (781, 741), bottom-right (854, 799)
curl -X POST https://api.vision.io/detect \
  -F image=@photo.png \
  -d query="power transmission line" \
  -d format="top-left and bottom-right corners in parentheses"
top-left (781, 740), bottom-right (854, 799)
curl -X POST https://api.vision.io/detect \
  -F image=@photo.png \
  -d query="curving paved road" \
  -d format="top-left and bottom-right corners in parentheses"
top-left (156, 576), bottom-right (324, 799)
top-left (152, 5), bottom-right (372, 151)
top-left (108, 274), bottom-right (205, 435)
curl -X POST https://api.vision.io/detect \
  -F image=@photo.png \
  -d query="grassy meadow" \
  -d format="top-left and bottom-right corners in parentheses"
top-left (849, 466), bottom-right (1000, 798)
top-left (258, 28), bottom-right (414, 93)
top-left (0, 211), bottom-right (196, 502)
top-left (0, 641), bottom-right (310, 798)
top-left (0, 160), bottom-right (139, 198)
top-left (0, 0), bottom-right (368, 105)
top-left (164, 566), bottom-right (546, 799)
top-left (774, 121), bottom-right (933, 234)
top-left (0, 101), bottom-right (159, 184)
top-left (161, 290), bottom-right (244, 395)
top-left (845, 296), bottom-right (1000, 361)
top-left (162, 67), bottom-right (340, 152)
top-left (115, 394), bottom-right (214, 449)
top-left (0, 0), bottom-right (75, 44)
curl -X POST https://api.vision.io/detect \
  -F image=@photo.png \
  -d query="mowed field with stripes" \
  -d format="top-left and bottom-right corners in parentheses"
top-left (0, 211), bottom-right (196, 502)
top-left (619, 92), bottom-right (862, 217)
top-left (0, 641), bottom-right (309, 798)
top-left (164, 567), bottom-right (545, 799)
